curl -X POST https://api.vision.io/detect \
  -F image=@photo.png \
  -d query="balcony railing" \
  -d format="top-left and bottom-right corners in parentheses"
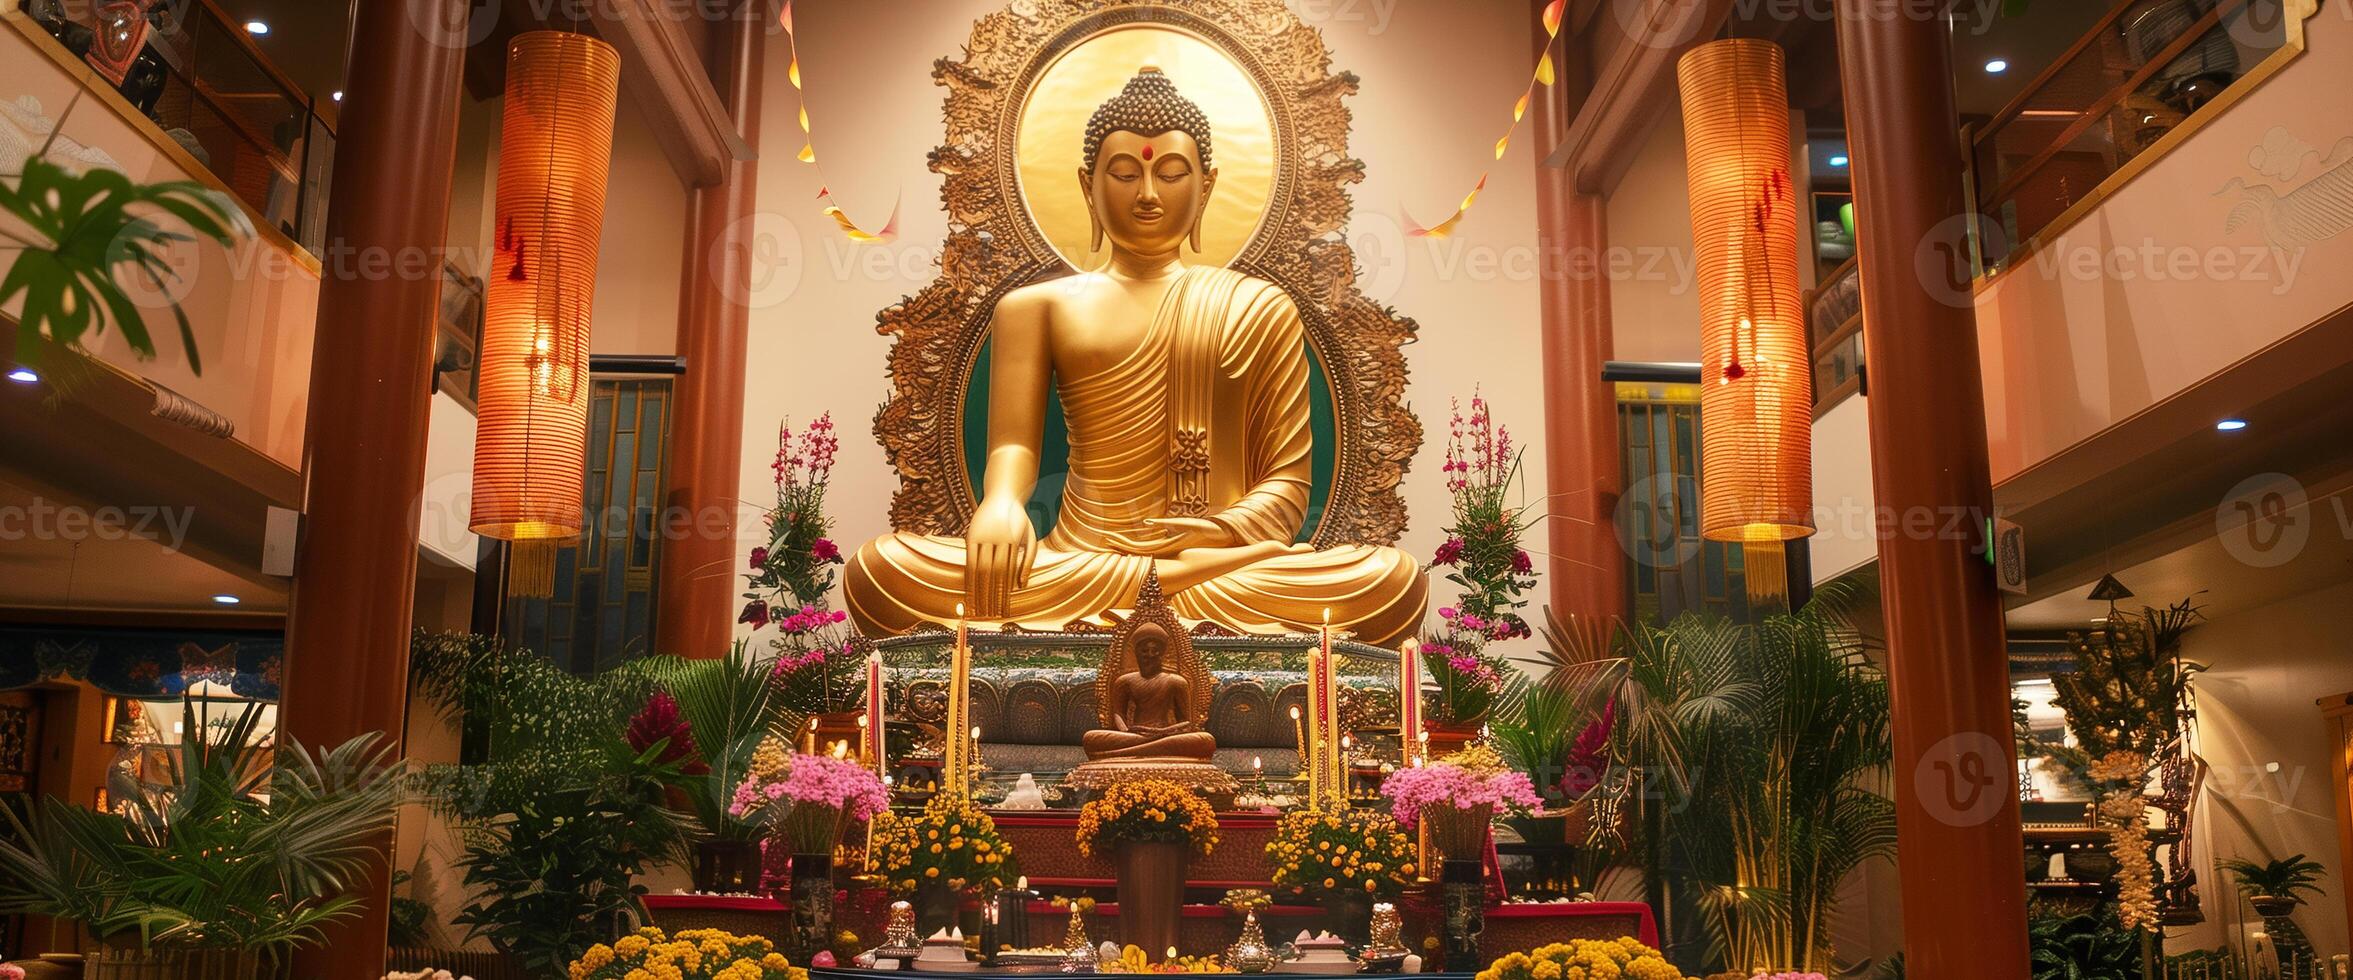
top-left (1966, 0), bottom-right (2298, 276)
top-left (19, 0), bottom-right (335, 257)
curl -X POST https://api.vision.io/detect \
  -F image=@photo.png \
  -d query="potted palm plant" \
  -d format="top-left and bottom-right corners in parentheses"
top-left (2220, 854), bottom-right (2326, 971)
top-left (0, 701), bottom-right (404, 979)
top-left (409, 632), bottom-right (697, 979)
top-left (630, 646), bottom-right (792, 893)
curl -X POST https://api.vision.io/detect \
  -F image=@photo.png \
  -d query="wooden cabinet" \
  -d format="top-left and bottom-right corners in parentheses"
top-left (2322, 692), bottom-right (2353, 949)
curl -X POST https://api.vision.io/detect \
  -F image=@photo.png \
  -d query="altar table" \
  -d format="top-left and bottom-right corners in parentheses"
top-left (644, 893), bottom-right (793, 941)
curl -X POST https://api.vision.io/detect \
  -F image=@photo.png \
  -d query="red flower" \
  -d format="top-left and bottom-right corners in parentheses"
top-left (625, 692), bottom-right (709, 775)
top-left (738, 600), bottom-right (770, 629)
top-left (749, 546), bottom-right (769, 569)
top-left (812, 538), bottom-right (842, 563)
top-left (1560, 699), bottom-right (1615, 798)
top-left (1511, 549), bottom-right (1533, 575)
top-left (1431, 537), bottom-right (1465, 566)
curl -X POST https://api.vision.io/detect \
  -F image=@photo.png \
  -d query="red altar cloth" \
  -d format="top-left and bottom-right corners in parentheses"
top-left (1487, 902), bottom-right (1659, 948)
top-left (645, 893), bottom-right (796, 941)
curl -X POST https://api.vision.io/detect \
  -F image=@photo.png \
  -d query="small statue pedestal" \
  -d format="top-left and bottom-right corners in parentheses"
top-left (1064, 759), bottom-right (1238, 797)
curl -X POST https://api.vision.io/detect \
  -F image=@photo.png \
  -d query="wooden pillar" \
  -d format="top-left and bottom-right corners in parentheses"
top-left (1833, 2), bottom-right (2032, 976)
top-left (1531, 10), bottom-right (1625, 627)
top-left (279, 0), bottom-right (468, 975)
top-left (655, 7), bottom-right (765, 659)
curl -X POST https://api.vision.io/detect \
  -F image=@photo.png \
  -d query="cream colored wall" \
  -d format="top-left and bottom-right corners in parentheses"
top-left (1809, 393), bottom-right (1878, 583)
top-left (2172, 578), bottom-right (2353, 958)
top-left (588, 98), bottom-right (688, 357)
top-left (1602, 106), bottom-right (1814, 363)
top-left (1606, 112), bottom-right (1704, 365)
top-left (737, 0), bottom-right (1556, 633)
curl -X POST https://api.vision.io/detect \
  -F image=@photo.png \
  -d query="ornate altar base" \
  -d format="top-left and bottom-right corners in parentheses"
top-left (816, 810), bottom-right (1659, 964)
top-left (822, 890), bottom-right (1656, 967)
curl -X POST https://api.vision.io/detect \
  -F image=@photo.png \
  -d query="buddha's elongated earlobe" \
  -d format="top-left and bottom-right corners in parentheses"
top-left (1079, 166), bottom-right (1106, 256)
top-left (1190, 168), bottom-right (1217, 254)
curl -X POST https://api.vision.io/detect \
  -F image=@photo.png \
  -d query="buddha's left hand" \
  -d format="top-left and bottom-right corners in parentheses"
top-left (1103, 517), bottom-right (1233, 556)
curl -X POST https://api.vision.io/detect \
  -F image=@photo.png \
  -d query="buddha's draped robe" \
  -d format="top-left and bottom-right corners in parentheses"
top-left (845, 267), bottom-right (1426, 647)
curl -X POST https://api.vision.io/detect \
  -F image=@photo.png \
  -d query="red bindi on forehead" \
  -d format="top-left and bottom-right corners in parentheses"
top-left (1143, 144), bottom-right (1154, 160)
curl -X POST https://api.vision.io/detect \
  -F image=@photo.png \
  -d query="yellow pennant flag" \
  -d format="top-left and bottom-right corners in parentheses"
top-left (1408, 0), bottom-right (1569, 238)
top-left (777, 0), bottom-right (892, 243)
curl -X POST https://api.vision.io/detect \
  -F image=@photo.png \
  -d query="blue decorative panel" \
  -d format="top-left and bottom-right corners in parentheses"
top-left (1617, 388), bottom-right (1750, 625)
top-left (504, 378), bottom-right (672, 673)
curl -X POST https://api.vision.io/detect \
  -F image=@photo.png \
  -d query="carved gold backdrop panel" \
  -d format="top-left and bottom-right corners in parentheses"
top-left (1017, 24), bottom-right (1275, 270)
top-left (876, 0), bottom-right (1420, 548)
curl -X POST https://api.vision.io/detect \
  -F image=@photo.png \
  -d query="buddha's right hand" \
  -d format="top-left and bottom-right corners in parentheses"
top-left (964, 494), bottom-right (1036, 617)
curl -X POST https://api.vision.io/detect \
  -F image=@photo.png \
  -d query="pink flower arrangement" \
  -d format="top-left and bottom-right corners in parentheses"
top-left (2, 963), bottom-right (27, 980)
top-left (747, 413), bottom-right (863, 714)
top-left (1382, 761), bottom-right (1542, 829)
top-left (1381, 757), bottom-right (1542, 856)
top-left (732, 750), bottom-right (892, 854)
top-left (730, 751), bottom-right (890, 821)
top-left (1423, 389), bottom-right (1537, 728)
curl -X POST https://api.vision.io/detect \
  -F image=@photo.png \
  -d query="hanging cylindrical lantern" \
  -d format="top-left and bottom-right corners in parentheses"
top-left (470, 31), bottom-right (622, 542)
top-left (1677, 38), bottom-right (1814, 543)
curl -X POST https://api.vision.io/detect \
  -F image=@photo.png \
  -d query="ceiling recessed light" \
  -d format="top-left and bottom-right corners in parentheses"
top-left (1828, 155), bottom-right (1849, 167)
top-left (1984, 58), bottom-right (2009, 74)
top-left (243, 19), bottom-right (269, 35)
top-left (332, 90), bottom-right (344, 102)
top-left (211, 594), bottom-right (242, 605)
top-left (2215, 418), bottom-right (2249, 431)
top-left (5, 367), bottom-right (36, 384)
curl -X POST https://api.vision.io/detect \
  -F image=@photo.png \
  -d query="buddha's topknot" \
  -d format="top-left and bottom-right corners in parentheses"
top-left (1082, 67), bottom-right (1213, 173)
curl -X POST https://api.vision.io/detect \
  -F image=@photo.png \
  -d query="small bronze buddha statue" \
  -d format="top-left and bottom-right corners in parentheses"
top-left (1082, 620), bottom-right (1215, 762)
top-left (1066, 571), bottom-right (1235, 792)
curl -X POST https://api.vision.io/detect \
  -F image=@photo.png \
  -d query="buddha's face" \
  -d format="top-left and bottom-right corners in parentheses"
top-left (1134, 630), bottom-right (1168, 673)
top-left (1080, 130), bottom-right (1217, 257)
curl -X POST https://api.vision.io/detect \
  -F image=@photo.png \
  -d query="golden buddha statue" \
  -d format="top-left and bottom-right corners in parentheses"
top-left (844, 67), bottom-right (1426, 647)
top-left (1082, 619), bottom-right (1214, 762)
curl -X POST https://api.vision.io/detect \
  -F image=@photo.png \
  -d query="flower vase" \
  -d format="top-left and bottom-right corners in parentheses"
top-left (1322, 888), bottom-right (1374, 947)
top-left (693, 838), bottom-right (764, 894)
top-left (1115, 840), bottom-right (1188, 957)
top-left (915, 878), bottom-right (961, 936)
top-left (1439, 857), bottom-right (1486, 971)
top-left (788, 852), bottom-right (837, 963)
